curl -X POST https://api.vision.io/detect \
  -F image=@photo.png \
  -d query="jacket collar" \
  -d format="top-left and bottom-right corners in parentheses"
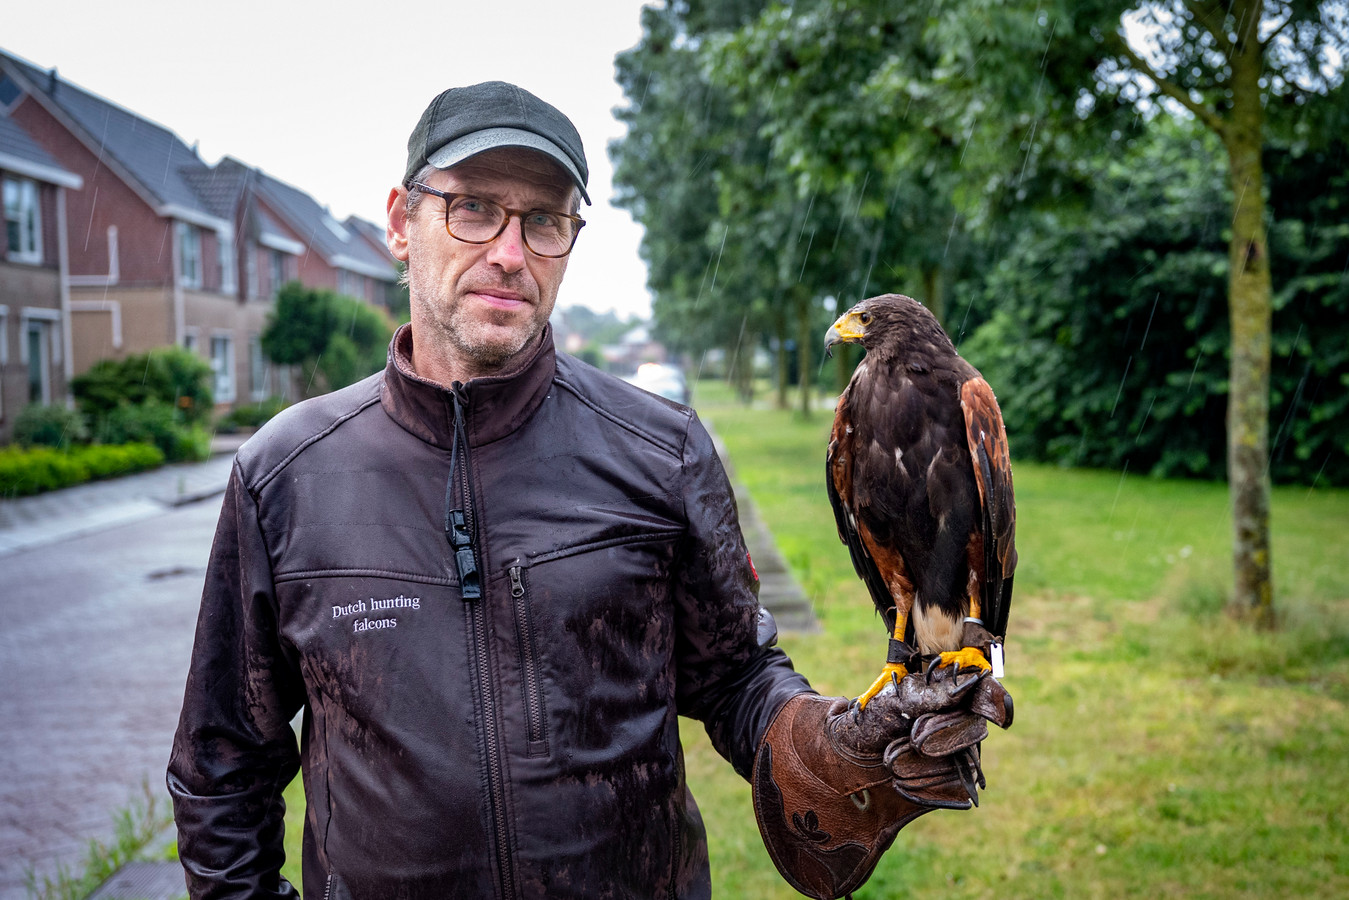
top-left (380, 322), bottom-right (557, 449)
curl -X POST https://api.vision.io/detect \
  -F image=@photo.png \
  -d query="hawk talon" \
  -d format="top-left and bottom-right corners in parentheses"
top-left (955, 749), bottom-right (980, 808)
top-left (924, 656), bottom-right (942, 683)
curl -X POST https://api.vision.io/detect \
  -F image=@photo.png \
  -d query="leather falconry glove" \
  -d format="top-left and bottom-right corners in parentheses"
top-left (752, 668), bottom-right (1013, 900)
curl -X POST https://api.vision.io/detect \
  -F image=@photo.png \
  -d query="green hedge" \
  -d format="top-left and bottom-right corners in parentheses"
top-left (0, 443), bottom-right (165, 498)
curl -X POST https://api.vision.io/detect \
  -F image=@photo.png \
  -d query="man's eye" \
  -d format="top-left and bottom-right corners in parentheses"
top-left (451, 197), bottom-right (490, 215)
top-left (527, 212), bottom-right (560, 229)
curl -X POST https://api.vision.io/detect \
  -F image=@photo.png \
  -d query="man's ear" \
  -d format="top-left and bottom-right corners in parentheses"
top-left (387, 186), bottom-right (411, 262)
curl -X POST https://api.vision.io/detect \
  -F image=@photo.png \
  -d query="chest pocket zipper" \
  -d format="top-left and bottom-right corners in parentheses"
top-left (509, 564), bottom-right (549, 758)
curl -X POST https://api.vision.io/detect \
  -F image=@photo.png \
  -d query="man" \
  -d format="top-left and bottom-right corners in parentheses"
top-left (169, 82), bottom-right (1005, 900)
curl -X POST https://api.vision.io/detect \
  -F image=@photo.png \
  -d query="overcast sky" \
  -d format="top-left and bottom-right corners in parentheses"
top-left (6, 0), bottom-right (655, 319)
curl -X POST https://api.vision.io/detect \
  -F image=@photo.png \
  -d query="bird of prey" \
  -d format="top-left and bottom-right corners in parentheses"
top-left (824, 293), bottom-right (1016, 711)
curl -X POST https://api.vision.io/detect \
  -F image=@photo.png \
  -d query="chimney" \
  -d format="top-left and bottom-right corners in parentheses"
top-left (47, 67), bottom-right (57, 93)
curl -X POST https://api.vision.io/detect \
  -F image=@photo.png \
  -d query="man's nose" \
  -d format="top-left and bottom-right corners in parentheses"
top-left (485, 215), bottom-right (527, 271)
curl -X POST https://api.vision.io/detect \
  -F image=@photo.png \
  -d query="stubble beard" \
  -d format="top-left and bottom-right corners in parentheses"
top-left (410, 264), bottom-right (546, 379)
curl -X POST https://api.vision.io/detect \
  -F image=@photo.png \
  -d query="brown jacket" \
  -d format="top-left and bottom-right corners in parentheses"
top-left (168, 325), bottom-right (811, 899)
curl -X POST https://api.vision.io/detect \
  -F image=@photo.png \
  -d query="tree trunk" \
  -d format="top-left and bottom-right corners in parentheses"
top-left (795, 293), bottom-right (813, 418)
top-left (1223, 0), bottom-right (1275, 628)
top-left (921, 265), bottom-right (945, 331)
top-left (774, 311), bottom-right (789, 410)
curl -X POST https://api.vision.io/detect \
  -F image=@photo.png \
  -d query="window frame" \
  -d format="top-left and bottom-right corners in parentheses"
top-left (210, 332), bottom-right (236, 404)
top-left (177, 222), bottom-right (202, 288)
top-left (4, 176), bottom-right (43, 264)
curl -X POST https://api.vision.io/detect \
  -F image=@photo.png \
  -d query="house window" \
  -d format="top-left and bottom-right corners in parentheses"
top-left (249, 335), bottom-right (268, 401)
top-left (338, 269), bottom-right (364, 299)
top-left (26, 320), bottom-right (50, 404)
top-left (4, 177), bottom-right (42, 264)
top-left (0, 307), bottom-right (7, 420)
top-left (211, 334), bottom-right (235, 404)
top-left (270, 250), bottom-right (287, 298)
top-left (177, 222), bottom-right (202, 288)
top-left (219, 231), bottom-right (237, 295)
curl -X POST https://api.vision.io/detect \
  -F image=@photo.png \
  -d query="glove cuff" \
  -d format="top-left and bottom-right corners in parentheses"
top-left (751, 693), bottom-right (932, 900)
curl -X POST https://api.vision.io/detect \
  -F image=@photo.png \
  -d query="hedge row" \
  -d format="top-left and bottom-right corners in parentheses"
top-left (0, 443), bottom-right (166, 498)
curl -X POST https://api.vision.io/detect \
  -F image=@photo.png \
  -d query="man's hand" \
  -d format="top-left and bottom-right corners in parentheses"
top-left (833, 666), bottom-right (1013, 808)
top-left (751, 670), bottom-right (1013, 900)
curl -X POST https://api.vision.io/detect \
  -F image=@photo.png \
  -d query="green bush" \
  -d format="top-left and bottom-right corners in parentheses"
top-left (73, 346), bottom-right (215, 428)
top-left (0, 443), bottom-right (164, 497)
top-left (12, 404), bottom-right (89, 449)
top-left (216, 396), bottom-right (288, 433)
top-left (98, 401), bottom-right (210, 462)
top-left (79, 442), bottom-right (165, 479)
top-left (262, 282), bottom-right (393, 396)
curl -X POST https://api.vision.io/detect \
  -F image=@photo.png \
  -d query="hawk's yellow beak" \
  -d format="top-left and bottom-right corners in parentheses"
top-left (824, 311), bottom-right (867, 358)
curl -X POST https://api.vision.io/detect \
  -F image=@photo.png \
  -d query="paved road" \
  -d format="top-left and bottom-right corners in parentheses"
top-left (0, 489), bottom-right (223, 897)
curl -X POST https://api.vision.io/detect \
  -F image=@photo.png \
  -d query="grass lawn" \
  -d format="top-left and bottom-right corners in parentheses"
top-left (686, 381), bottom-right (1349, 898)
top-left (276, 380), bottom-right (1348, 897)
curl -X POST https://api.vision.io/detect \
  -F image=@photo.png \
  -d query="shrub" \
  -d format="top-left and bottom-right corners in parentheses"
top-left (216, 396), bottom-right (288, 433)
top-left (73, 346), bottom-right (215, 428)
top-left (97, 401), bottom-right (210, 463)
top-left (0, 443), bottom-right (163, 497)
top-left (80, 442), bottom-right (165, 479)
top-left (262, 283), bottom-right (393, 396)
top-left (12, 404), bottom-right (89, 449)
top-left (0, 446), bottom-right (87, 496)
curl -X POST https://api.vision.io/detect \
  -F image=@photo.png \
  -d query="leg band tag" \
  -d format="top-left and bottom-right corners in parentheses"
top-left (887, 638), bottom-right (912, 665)
top-left (991, 641), bottom-right (1005, 679)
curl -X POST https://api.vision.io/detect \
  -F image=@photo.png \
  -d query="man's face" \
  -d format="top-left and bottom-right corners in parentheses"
top-left (387, 147), bottom-right (574, 384)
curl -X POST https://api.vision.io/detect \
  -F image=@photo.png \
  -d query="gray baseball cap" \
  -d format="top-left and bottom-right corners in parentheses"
top-left (404, 81), bottom-right (590, 205)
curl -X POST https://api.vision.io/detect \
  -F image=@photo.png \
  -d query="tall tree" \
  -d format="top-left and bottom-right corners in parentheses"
top-left (1097, 0), bottom-right (1347, 626)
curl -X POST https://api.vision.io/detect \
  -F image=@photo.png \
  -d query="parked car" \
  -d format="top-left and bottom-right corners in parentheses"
top-left (625, 363), bottom-right (690, 405)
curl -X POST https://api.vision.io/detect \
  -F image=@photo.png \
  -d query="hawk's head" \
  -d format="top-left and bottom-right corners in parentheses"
top-left (824, 293), bottom-right (950, 360)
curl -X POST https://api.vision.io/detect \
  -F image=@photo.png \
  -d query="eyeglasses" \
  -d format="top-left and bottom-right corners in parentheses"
top-left (408, 182), bottom-right (586, 258)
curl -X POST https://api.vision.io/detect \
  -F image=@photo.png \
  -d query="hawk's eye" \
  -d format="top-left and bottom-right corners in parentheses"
top-left (859, 312), bottom-right (873, 325)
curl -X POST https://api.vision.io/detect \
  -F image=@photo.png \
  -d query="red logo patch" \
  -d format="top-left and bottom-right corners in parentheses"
top-left (747, 552), bottom-right (759, 582)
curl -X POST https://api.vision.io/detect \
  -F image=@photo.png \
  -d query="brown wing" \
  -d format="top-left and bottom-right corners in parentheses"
top-left (827, 383), bottom-right (916, 644)
top-left (960, 377), bottom-right (1016, 639)
top-left (828, 387), bottom-right (904, 627)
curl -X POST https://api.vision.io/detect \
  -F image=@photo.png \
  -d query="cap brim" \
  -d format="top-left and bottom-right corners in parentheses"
top-left (427, 127), bottom-right (591, 205)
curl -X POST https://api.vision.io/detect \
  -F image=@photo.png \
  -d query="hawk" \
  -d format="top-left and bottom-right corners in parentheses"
top-left (824, 293), bottom-right (1016, 711)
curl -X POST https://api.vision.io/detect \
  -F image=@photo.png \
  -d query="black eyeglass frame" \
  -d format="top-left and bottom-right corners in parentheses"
top-left (407, 181), bottom-right (586, 259)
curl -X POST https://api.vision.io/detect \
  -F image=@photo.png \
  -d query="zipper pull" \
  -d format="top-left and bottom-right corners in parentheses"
top-left (444, 388), bottom-right (481, 601)
top-left (508, 565), bottom-right (525, 599)
top-left (448, 509), bottom-right (481, 600)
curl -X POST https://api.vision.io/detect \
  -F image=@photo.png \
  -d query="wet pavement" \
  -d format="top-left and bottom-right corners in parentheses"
top-left (0, 489), bottom-right (223, 897)
top-left (0, 428), bottom-right (813, 897)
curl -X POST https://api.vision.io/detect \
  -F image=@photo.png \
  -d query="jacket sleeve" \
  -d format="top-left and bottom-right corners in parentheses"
top-left (672, 413), bottom-right (814, 778)
top-left (167, 461), bottom-right (305, 899)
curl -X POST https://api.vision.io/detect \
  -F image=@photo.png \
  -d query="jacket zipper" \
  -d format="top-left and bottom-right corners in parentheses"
top-left (509, 564), bottom-right (548, 756)
top-left (448, 388), bottom-right (516, 898)
top-left (445, 390), bottom-right (481, 600)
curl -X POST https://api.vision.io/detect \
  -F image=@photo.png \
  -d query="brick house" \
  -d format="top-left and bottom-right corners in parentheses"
top-left (344, 214), bottom-right (407, 314)
top-left (0, 48), bottom-right (399, 430)
top-left (0, 106), bottom-right (82, 444)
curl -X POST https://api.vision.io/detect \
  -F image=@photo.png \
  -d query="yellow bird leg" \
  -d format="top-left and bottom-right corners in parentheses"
top-left (933, 594), bottom-right (992, 671)
top-left (856, 610), bottom-right (911, 711)
top-left (856, 663), bottom-right (909, 711)
top-left (936, 647), bottom-right (992, 672)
